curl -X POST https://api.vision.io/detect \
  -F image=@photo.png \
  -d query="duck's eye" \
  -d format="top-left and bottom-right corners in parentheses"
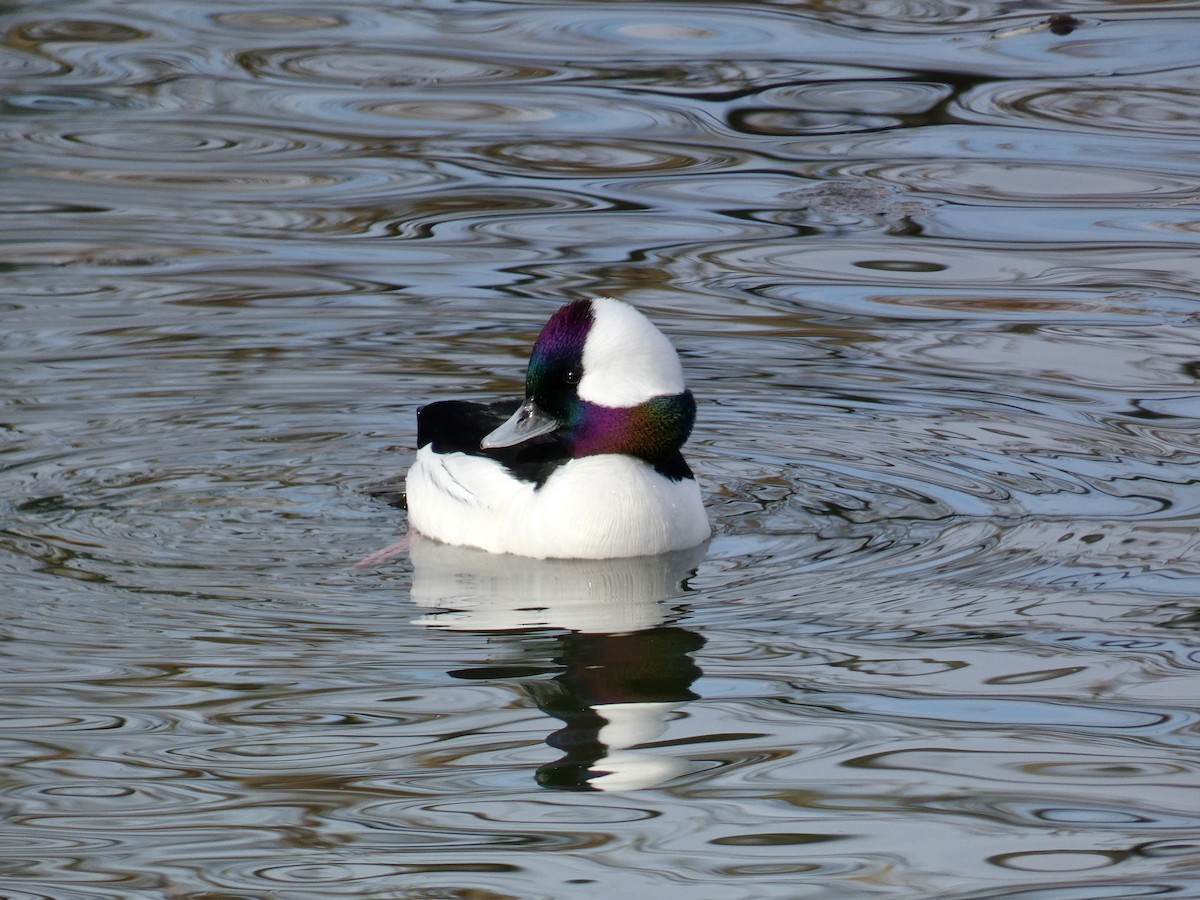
top-left (564, 368), bottom-right (582, 385)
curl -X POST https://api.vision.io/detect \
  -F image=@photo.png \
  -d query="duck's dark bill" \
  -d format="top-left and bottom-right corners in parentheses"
top-left (480, 398), bottom-right (559, 449)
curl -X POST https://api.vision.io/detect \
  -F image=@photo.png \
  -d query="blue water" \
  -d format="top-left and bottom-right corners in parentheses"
top-left (4, 0), bottom-right (1200, 896)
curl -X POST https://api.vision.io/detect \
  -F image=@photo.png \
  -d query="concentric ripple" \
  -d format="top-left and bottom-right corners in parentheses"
top-left (957, 81), bottom-right (1200, 136)
top-left (0, 121), bottom-right (322, 160)
top-left (238, 46), bottom-right (549, 86)
top-left (464, 138), bottom-right (747, 178)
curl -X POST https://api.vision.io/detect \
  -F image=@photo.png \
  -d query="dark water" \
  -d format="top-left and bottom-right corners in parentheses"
top-left (5, 0), bottom-right (1200, 896)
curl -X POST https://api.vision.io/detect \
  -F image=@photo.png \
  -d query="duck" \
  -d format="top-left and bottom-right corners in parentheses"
top-left (405, 297), bottom-right (710, 559)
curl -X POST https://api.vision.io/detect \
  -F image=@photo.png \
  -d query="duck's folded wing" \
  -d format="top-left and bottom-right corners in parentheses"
top-left (417, 399), bottom-right (571, 489)
top-left (417, 399), bottom-right (518, 453)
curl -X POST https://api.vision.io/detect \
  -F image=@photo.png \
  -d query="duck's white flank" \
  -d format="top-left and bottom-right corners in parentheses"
top-left (406, 446), bottom-right (709, 560)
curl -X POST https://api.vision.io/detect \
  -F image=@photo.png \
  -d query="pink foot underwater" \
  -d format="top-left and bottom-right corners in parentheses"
top-left (355, 530), bottom-right (416, 568)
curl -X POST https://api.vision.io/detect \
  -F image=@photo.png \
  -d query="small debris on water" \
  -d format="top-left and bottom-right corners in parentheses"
top-left (1047, 13), bottom-right (1082, 35)
top-left (990, 13), bottom-right (1083, 39)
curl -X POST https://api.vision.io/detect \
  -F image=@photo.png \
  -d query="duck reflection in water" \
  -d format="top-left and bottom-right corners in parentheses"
top-left (409, 538), bottom-right (708, 791)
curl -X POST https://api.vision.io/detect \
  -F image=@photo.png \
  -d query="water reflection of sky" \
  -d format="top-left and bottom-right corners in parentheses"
top-left (4, 0), bottom-right (1200, 896)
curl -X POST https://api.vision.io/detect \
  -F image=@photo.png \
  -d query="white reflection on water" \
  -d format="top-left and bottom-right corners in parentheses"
top-left (411, 539), bottom-right (710, 791)
top-left (409, 539), bottom-right (706, 633)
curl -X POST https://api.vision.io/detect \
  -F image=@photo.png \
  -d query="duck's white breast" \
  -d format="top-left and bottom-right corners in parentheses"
top-left (406, 448), bottom-right (709, 559)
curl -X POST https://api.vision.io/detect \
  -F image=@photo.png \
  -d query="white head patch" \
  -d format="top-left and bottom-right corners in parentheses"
top-left (578, 297), bottom-right (686, 407)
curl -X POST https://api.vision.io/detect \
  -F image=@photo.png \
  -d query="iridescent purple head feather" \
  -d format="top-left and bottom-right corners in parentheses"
top-left (526, 300), bottom-right (593, 400)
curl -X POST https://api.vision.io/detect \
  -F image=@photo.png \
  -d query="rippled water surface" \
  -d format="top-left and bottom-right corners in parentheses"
top-left (5, 0), bottom-right (1200, 896)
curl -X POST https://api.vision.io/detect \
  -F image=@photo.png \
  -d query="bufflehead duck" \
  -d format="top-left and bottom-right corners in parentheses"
top-left (405, 297), bottom-right (710, 559)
